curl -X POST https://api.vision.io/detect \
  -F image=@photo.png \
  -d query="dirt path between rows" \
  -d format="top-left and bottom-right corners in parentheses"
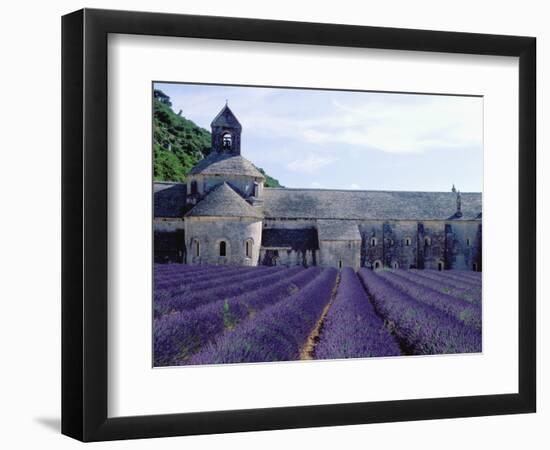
top-left (299, 272), bottom-right (341, 360)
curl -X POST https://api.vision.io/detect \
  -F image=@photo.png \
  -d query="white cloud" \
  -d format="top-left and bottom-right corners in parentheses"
top-left (348, 183), bottom-right (361, 189)
top-left (246, 94), bottom-right (482, 155)
top-left (286, 154), bottom-right (336, 173)
top-left (297, 96), bottom-right (483, 154)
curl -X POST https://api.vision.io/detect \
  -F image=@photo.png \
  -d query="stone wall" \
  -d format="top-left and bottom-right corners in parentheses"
top-left (358, 219), bottom-right (481, 271)
top-left (259, 248), bottom-right (317, 267)
top-left (416, 221), bottom-right (445, 270)
top-left (444, 221), bottom-right (482, 271)
top-left (153, 219), bottom-right (185, 232)
top-left (184, 216), bottom-right (262, 266)
top-left (310, 217), bottom-right (479, 271)
top-left (319, 240), bottom-right (361, 270)
top-left (359, 220), bottom-right (419, 269)
top-left (153, 219), bottom-right (186, 263)
top-left (154, 217), bottom-right (481, 271)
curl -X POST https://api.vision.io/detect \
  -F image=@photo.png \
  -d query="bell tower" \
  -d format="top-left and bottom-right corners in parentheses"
top-left (211, 102), bottom-right (242, 155)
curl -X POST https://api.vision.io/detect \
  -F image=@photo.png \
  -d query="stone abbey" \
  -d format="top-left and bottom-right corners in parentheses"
top-left (154, 104), bottom-right (482, 271)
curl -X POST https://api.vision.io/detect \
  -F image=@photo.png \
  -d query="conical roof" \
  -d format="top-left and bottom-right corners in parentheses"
top-left (188, 152), bottom-right (264, 179)
top-left (211, 104), bottom-right (242, 129)
top-left (185, 182), bottom-right (263, 219)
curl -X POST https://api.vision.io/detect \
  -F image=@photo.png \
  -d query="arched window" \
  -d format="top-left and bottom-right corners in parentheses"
top-left (405, 237), bottom-right (412, 247)
top-left (424, 236), bottom-right (431, 246)
top-left (222, 132), bottom-right (232, 149)
top-left (391, 261), bottom-right (399, 269)
top-left (245, 239), bottom-right (253, 258)
top-left (193, 239), bottom-right (200, 257)
top-left (370, 237), bottom-right (377, 246)
top-left (373, 260), bottom-right (382, 270)
top-left (219, 241), bottom-right (227, 257)
top-left (437, 260), bottom-right (444, 271)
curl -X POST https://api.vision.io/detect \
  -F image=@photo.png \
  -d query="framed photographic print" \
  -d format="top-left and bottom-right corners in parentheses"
top-left (62, 8), bottom-right (536, 442)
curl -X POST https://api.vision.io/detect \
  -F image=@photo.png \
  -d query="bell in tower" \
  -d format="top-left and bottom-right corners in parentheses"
top-left (211, 102), bottom-right (242, 155)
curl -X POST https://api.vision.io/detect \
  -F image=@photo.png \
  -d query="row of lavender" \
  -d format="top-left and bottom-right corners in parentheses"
top-left (154, 264), bottom-right (338, 365)
top-left (314, 269), bottom-right (481, 359)
top-left (189, 268), bottom-right (338, 364)
top-left (153, 264), bottom-right (482, 366)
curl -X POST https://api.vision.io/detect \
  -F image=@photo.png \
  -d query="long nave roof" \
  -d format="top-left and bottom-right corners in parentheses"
top-left (154, 183), bottom-right (482, 221)
top-left (261, 188), bottom-right (481, 221)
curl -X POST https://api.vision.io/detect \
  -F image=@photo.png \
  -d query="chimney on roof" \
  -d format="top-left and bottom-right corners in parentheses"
top-left (455, 190), bottom-right (463, 218)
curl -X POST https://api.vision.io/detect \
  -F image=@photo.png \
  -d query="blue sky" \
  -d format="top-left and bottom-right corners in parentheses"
top-left (154, 82), bottom-right (483, 192)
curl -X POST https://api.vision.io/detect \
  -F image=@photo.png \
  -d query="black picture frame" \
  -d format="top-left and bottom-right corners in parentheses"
top-left (61, 8), bottom-right (536, 442)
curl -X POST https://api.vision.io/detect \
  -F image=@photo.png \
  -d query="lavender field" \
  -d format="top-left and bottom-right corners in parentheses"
top-left (153, 265), bottom-right (482, 366)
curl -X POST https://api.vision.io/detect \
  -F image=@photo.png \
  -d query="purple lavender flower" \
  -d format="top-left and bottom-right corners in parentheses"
top-left (388, 269), bottom-right (481, 305)
top-left (188, 268), bottom-right (338, 365)
top-left (377, 270), bottom-right (482, 329)
top-left (155, 266), bottom-right (291, 317)
top-left (428, 270), bottom-right (482, 287)
top-left (154, 267), bottom-right (323, 366)
top-left (155, 265), bottom-right (255, 291)
top-left (412, 270), bottom-right (481, 289)
top-left (451, 270), bottom-right (482, 284)
top-left (315, 268), bottom-right (401, 360)
top-left (357, 269), bottom-right (481, 355)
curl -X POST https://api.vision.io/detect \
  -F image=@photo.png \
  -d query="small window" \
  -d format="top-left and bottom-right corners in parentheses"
top-left (338, 260), bottom-right (343, 269)
top-left (391, 261), bottom-right (399, 269)
top-left (424, 236), bottom-right (431, 246)
top-left (373, 260), bottom-right (382, 270)
top-left (405, 237), bottom-right (412, 247)
top-left (253, 182), bottom-right (259, 197)
top-left (437, 260), bottom-right (444, 271)
top-left (222, 132), bottom-right (232, 149)
top-left (194, 240), bottom-right (200, 257)
top-left (245, 239), bottom-right (253, 258)
top-left (473, 263), bottom-right (478, 272)
top-left (370, 237), bottom-right (377, 246)
top-left (190, 180), bottom-right (198, 195)
top-left (466, 238), bottom-right (471, 247)
top-left (219, 241), bottom-right (227, 257)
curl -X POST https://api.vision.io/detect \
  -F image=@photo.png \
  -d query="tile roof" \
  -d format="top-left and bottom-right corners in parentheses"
top-left (188, 152), bottom-right (265, 178)
top-left (211, 105), bottom-right (242, 129)
top-left (153, 182), bottom-right (186, 218)
top-left (185, 182), bottom-right (263, 219)
top-left (262, 188), bottom-right (482, 221)
top-left (317, 220), bottom-right (361, 241)
top-left (154, 183), bottom-right (482, 222)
